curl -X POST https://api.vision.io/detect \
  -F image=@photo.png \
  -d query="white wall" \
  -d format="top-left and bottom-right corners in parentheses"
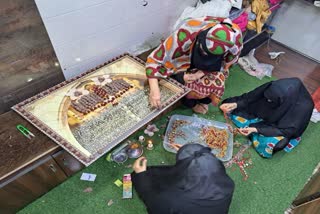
top-left (35, 0), bottom-right (197, 79)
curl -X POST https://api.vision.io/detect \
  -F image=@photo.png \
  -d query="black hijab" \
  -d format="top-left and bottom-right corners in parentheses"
top-left (152, 144), bottom-right (234, 200)
top-left (190, 28), bottom-right (224, 72)
top-left (223, 78), bottom-right (314, 138)
top-left (132, 144), bottom-right (235, 214)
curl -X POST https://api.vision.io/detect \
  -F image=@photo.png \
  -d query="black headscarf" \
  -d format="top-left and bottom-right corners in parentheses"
top-left (132, 144), bottom-right (235, 214)
top-left (190, 28), bottom-right (224, 72)
top-left (223, 78), bottom-right (314, 139)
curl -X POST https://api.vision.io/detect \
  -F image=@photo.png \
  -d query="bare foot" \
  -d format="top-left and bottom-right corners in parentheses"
top-left (192, 104), bottom-right (208, 114)
top-left (199, 104), bottom-right (209, 112)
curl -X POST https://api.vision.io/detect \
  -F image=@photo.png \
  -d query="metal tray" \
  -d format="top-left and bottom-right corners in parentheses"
top-left (163, 115), bottom-right (233, 162)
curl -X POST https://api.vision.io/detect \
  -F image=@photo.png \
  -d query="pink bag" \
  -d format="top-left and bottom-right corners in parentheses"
top-left (233, 12), bottom-right (248, 32)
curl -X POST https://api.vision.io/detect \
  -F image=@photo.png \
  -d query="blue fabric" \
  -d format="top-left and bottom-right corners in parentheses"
top-left (230, 114), bottom-right (301, 158)
top-left (284, 137), bottom-right (301, 153)
top-left (229, 114), bottom-right (262, 128)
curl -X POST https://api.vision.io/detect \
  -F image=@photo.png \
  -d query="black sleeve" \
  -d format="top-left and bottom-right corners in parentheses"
top-left (170, 72), bottom-right (185, 85)
top-left (131, 171), bottom-right (153, 201)
top-left (222, 81), bottom-right (272, 110)
top-left (273, 138), bottom-right (290, 152)
top-left (249, 121), bottom-right (296, 137)
top-left (132, 171), bottom-right (167, 214)
top-left (131, 170), bottom-right (157, 213)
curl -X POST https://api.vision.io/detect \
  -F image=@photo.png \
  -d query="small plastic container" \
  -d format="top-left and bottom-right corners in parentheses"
top-left (111, 143), bottom-right (129, 163)
top-left (111, 152), bottom-right (128, 163)
top-left (163, 115), bottom-right (233, 162)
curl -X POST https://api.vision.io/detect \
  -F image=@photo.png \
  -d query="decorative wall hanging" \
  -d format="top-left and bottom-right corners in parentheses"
top-left (12, 54), bottom-right (190, 166)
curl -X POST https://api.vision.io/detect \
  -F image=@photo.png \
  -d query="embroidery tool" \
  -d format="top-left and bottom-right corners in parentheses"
top-left (16, 124), bottom-right (35, 139)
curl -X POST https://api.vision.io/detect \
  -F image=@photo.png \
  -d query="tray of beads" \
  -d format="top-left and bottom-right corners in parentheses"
top-left (12, 54), bottom-right (190, 166)
top-left (163, 115), bottom-right (233, 161)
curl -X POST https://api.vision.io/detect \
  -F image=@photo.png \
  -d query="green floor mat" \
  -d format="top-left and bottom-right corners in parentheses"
top-left (19, 66), bottom-right (320, 214)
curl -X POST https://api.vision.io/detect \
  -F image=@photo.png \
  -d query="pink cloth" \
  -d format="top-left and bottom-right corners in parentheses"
top-left (233, 12), bottom-right (248, 32)
top-left (269, 0), bottom-right (281, 5)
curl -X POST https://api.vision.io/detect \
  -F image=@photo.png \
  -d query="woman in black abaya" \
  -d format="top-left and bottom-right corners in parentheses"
top-left (131, 144), bottom-right (235, 214)
top-left (220, 78), bottom-right (314, 158)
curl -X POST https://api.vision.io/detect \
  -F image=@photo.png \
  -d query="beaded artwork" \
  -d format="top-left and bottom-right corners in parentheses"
top-left (200, 126), bottom-right (228, 158)
top-left (224, 143), bottom-right (253, 181)
top-left (163, 115), bottom-right (234, 162)
top-left (12, 54), bottom-right (189, 166)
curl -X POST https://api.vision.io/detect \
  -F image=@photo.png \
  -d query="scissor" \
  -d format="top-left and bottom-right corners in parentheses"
top-left (16, 124), bottom-right (35, 139)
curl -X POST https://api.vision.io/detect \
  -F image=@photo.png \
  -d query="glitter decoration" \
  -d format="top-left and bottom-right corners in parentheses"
top-left (144, 124), bottom-right (160, 136)
top-left (72, 85), bottom-right (175, 155)
top-left (200, 126), bottom-right (228, 158)
top-left (224, 143), bottom-right (253, 181)
top-left (91, 74), bottom-right (112, 85)
top-left (66, 88), bottom-right (89, 101)
top-left (167, 120), bottom-right (190, 145)
top-left (163, 115), bottom-right (233, 161)
top-left (12, 54), bottom-right (190, 166)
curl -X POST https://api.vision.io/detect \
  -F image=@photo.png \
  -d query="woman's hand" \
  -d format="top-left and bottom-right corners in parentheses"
top-left (149, 87), bottom-right (161, 108)
top-left (133, 157), bottom-right (147, 173)
top-left (194, 70), bottom-right (205, 80)
top-left (170, 143), bottom-right (182, 151)
top-left (220, 103), bottom-right (237, 113)
top-left (183, 70), bottom-right (205, 83)
top-left (183, 73), bottom-right (197, 83)
top-left (238, 127), bottom-right (257, 136)
top-left (148, 79), bottom-right (161, 109)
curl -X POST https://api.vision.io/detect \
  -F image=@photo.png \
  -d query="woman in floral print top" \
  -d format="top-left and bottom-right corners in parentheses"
top-left (146, 16), bottom-right (243, 114)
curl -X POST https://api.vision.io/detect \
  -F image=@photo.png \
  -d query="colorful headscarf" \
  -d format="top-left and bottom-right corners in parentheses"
top-left (191, 20), bottom-right (242, 72)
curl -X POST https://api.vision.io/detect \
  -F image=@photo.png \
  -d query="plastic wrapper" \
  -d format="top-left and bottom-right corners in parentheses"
top-left (238, 49), bottom-right (274, 79)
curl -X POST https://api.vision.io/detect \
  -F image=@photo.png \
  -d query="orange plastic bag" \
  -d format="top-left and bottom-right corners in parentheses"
top-left (312, 87), bottom-right (320, 111)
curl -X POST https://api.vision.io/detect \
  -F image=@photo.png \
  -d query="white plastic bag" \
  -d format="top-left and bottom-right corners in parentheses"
top-left (238, 49), bottom-right (274, 79)
top-left (173, 0), bottom-right (232, 30)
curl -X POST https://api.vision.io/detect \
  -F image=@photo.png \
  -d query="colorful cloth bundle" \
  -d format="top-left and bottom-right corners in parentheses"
top-left (230, 114), bottom-right (301, 158)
